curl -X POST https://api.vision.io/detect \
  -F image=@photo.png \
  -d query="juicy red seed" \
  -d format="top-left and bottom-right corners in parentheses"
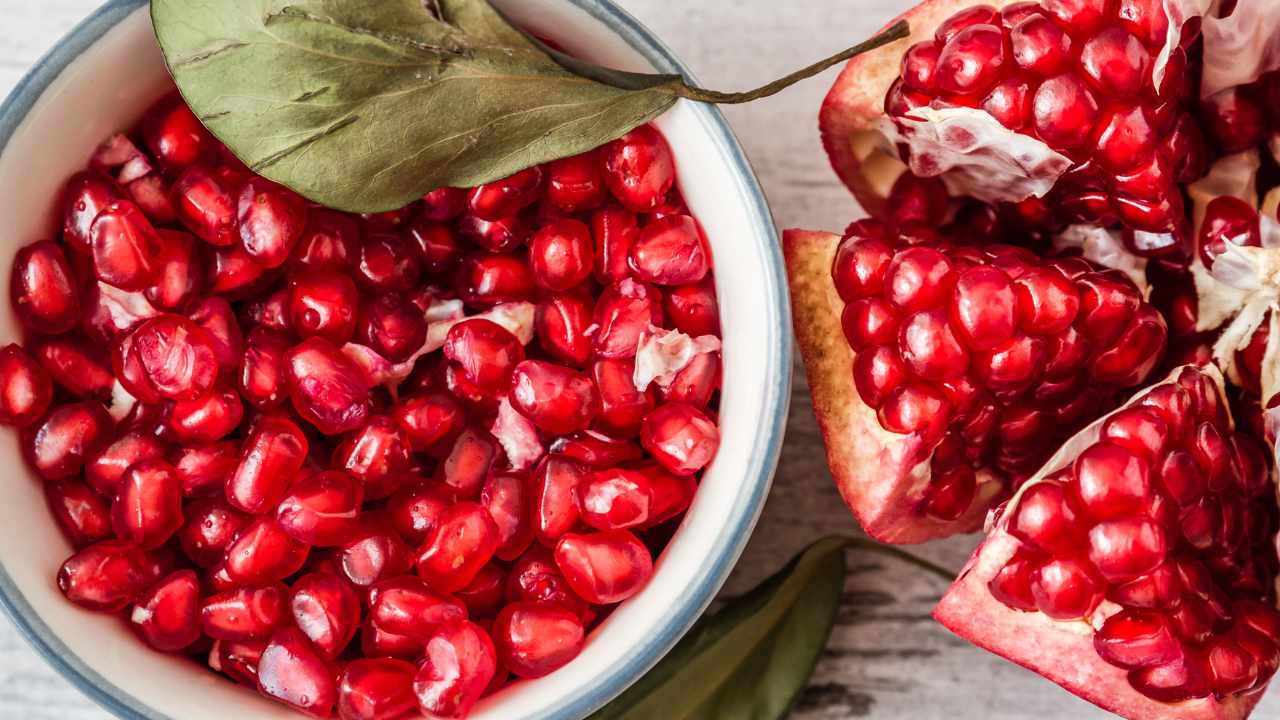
top-left (338, 520), bottom-right (413, 588)
top-left (989, 554), bottom-right (1038, 611)
top-left (536, 292), bottom-right (594, 366)
top-left (0, 344), bottom-right (53, 427)
top-left (492, 601), bottom-right (586, 679)
top-left (936, 24), bottom-right (1009, 96)
top-left (899, 309), bottom-right (968, 381)
top-left (554, 529), bottom-right (654, 604)
top-left (437, 427), bottom-right (497, 498)
top-left (45, 480), bottom-right (112, 548)
top-left (877, 383), bottom-right (949, 444)
top-left (1199, 196), bottom-right (1261, 269)
top-left (640, 402), bottom-right (720, 476)
top-left (85, 430), bottom-right (166, 496)
top-left (443, 318), bottom-right (524, 393)
top-left (201, 584), bottom-right (288, 641)
top-left (239, 328), bottom-right (291, 410)
top-left (369, 577), bottom-right (467, 640)
top-left (1013, 268), bottom-right (1080, 336)
top-left (577, 468), bottom-right (656, 530)
top-left (1008, 481), bottom-right (1079, 553)
top-left (290, 571), bottom-right (360, 659)
top-left (338, 659), bottom-right (418, 720)
top-left (529, 219), bottom-right (594, 291)
top-left (64, 172), bottom-right (123, 250)
top-left (592, 357), bottom-right (654, 436)
top-left (1031, 556), bottom-right (1103, 620)
top-left (188, 296), bottom-right (244, 369)
top-left (600, 124), bottom-right (675, 212)
top-left (1073, 441), bottom-right (1151, 521)
top-left (593, 279), bottom-right (664, 359)
top-left (456, 252), bottom-right (535, 305)
top-left (24, 401), bottom-right (113, 480)
top-left (531, 456), bottom-right (587, 545)
top-left (592, 207), bottom-right (640, 284)
top-left (458, 213), bottom-right (530, 254)
top-left (1102, 407), bottom-right (1169, 462)
top-left (168, 384), bottom-right (244, 444)
top-left (1087, 517), bottom-right (1169, 582)
top-left (482, 474), bottom-right (534, 560)
top-left (664, 280), bottom-right (720, 337)
top-left (415, 502), bottom-right (500, 593)
top-left (276, 470), bottom-right (364, 546)
top-left (58, 541), bottom-right (154, 611)
top-left (413, 621), bottom-right (497, 719)
top-left (115, 314), bottom-right (222, 402)
top-left (290, 210), bottom-right (360, 272)
top-left (1200, 88), bottom-right (1266, 154)
top-left (386, 481), bottom-right (453, 545)
top-left (287, 269), bottom-right (360, 344)
top-left (950, 266), bottom-right (1016, 350)
top-left (224, 517), bottom-right (310, 585)
top-left (547, 152), bottom-right (605, 212)
top-left (111, 459), bottom-right (183, 549)
top-left (178, 497), bottom-right (250, 568)
top-left (551, 432), bottom-right (645, 469)
top-left (90, 201), bottom-right (164, 291)
top-left (334, 417), bottom-right (413, 500)
top-left (884, 247), bottom-right (953, 312)
top-left (131, 570), bottom-right (202, 652)
top-left (238, 179), bottom-right (307, 268)
top-left (227, 414), bottom-right (309, 514)
top-left (285, 336), bottom-right (373, 436)
top-left (257, 627), bottom-right (338, 717)
top-left (34, 337), bottom-right (115, 400)
top-left (11, 240), bottom-right (81, 334)
top-left (207, 245), bottom-right (268, 298)
top-left (467, 166), bottom-right (544, 220)
top-left (1033, 74), bottom-right (1100, 151)
top-left (1010, 13), bottom-right (1072, 75)
top-left (392, 392), bottom-right (466, 453)
top-left (172, 166), bottom-right (239, 246)
top-left (357, 233), bottom-right (422, 292)
top-left (902, 42), bottom-right (943, 92)
top-left (630, 214), bottom-right (709, 286)
top-left (1079, 27), bottom-right (1150, 97)
top-left (510, 360), bottom-right (599, 435)
top-left (357, 293), bottom-right (428, 363)
top-left (1094, 609), bottom-right (1182, 669)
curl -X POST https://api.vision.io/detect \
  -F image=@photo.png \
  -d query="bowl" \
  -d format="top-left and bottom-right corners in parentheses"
top-left (0, 1), bottom-right (790, 718)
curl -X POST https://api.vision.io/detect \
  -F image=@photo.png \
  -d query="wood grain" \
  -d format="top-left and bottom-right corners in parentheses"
top-left (0, 2), bottom-right (1273, 719)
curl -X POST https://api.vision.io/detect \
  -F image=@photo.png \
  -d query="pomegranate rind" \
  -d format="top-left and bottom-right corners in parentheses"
top-left (818, 0), bottom-right (1025, 215)
top-left (935, 532), bottom-right (1264, 720)
top-left (783, 229), bottom-right (993, 543)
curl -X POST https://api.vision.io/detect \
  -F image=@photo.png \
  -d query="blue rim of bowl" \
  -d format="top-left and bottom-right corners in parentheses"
top-left (0, 2), bottom-right (792, 719)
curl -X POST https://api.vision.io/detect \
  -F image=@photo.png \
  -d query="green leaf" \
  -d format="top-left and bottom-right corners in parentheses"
top-left (151, 0), bottom-right (908, 213)
top-left (589, 536), bottom-right (848, 720)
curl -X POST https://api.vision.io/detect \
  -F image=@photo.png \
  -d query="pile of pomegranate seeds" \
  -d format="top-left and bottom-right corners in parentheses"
top-left (832, 173), bottom-right (1167, 523)
top-left (4, 92), bottom-right (723, 718)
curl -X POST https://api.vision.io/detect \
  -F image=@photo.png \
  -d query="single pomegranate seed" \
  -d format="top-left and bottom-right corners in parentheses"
top-left (435, 427), bottom-right (497, 498)
top-left (179, 497), bottom-right (250, 568)
top-left (508, 360), bottom-right (598, 434)
top-left (23, 401), bottom-right (113, 480)
top-left (413, 621), bottom-right (497, 719)
top-left (1200, 87), bottom-right (1266, 153)
top-left (554, 530), bottom-right (654, 604)
top-left (1198, 196), bottom-right (1262, 270)
top-left (187, 296), bottom-right (244, 370)
top-left (547, 152), bottom-right (605, 212)
top-left (421, 187), bottom-right (467, 221)
top-left (32, 338), bottom-right (113, 404)
top-left (392, 392), bottom-right (466, 454)
top-left (240, 328), bottom-right (291, 410)
top-left (337, 518), bottom-right (413, 588)
top-left (130, 569), bottom-right (201, 652)
top-left (201, 584), bottom-right (289, 642)
top-left (227, 414), bottom-right (309, 514)
top-left (83, 430), bottom-right (164, 496)
top-left (207, 245), bottom-right (269, 298)
top-left (11, 240), bottom-right (81, 334)
top-left (531, 456), bottom-right (586, 545)
top-left (141, 96), bottom-right (212, 169)
top-left (467, 167), bottom-right (544, 220)
top-left (290, 210), bottom-right (360, 272)
top-left (144, 230), bottom-right (204, 311)
top-left (286, 336), bottom-right (373, 435)
top-left (171, 166), bottom-right (239, 246)
top-left (1031, 556), bottom-right (1104, 620)
top-left (536, 291), bottom-right (594, 366)
top-left (664, 280), bottom-right (720, 338)
top-left (0, 344), bottom-right (53, 426)
top-left (111, 459), bottom-right (183, 549)
top-left (1073, 441), bottom-right (1151, 521)
top-left (407, 217), bottom-right (463, 275)
top-left (89, 201), bottom-right (163, 291)
top-left (492, 601), bottom-right (586, 679)
top-left (224, 517), bottom-right (310, 585)
top-left (443, 318), bottom-right (524, 398)
top-left (238, 178), bottom-right (307, 268)
top-left (481, 473), bottom-right (533, 561)
top-left (333, 416), bottom-right (412, 499)
top-left (369, 577), bottom-right (467, 640)
top-left (455, 252), bottom-right (535, 305)
top-left (529, 219), bottom-right (594, 291)
top-left (287, 269), bottom-right (360, 344)
top-left (338, 658), bottom-right (418, 720)
top-left (591, 358), bottom-right (654, 437)
top-left (209, 637), bottom-right (268, 687)
top-left (168, 384), bottom-right (244, 443)
top-left (577, 468), bottom-right (656, 531)
top-left (172, 441), bottom-right (239, 498)
top-left (455, 564), bottom-right (506, 617)
top-left (1093, 609), bottom-right (1182, 669)
top-left (506, 546), bottom-right (591, 616)
top-left (593, 279), bottom-right (663, 359)
top-left (114, 314), bottom-right (221, 402)
top-left (357, 293), bottom-right (427, 363)
top-left (386, 481), bottom-right (453, 545)
top-left (629, 214), bottom-right (709, 286)
top-left (63, 172), bottom-right (123, 251)
top-left (458, 213), bottom-right (530, 253)
top-left (550, 431), bottom-right (644, 469)
top-left (1009, 481), bottom-right (1081, 553)
top-left (591, 207), bottom-right (639, 283)
top-left (58, 540), bottom-right (153, 611)
top-left (277, 470), bottom-right (364, 546)
top-left (45, 480), bottom-right (112, 548)
top-left (600, 125), bottom-right (675, 212)
top-left (357, 232), bottom-right (421, 292)
top-left (290, 571), bottom-right (360, 659)
top-left (415, 502), bottom-right (500, 593)
top-left (640, 401), bottom-right (720, 475)
top-left (257, 627), bottom-right (338, 717)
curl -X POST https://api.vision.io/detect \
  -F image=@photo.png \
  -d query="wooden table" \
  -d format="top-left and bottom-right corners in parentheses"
top-left (0, 2), bottom-right (1274, 719)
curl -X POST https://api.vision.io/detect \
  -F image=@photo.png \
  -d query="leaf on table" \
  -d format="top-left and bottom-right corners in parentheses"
top-left (150, 0), bottom-right (683, 214)
top-left (588, 536), bottom-right (848, 720)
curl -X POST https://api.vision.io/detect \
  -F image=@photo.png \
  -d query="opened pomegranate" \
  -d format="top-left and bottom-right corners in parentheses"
top-left (792, 1), bottom-right (1280, 718)
top-left (8, 90), bottom-right (722, 719)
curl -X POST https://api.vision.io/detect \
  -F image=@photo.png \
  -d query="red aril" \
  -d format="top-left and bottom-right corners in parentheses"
top-left (481, 473), bottom-right (533, 561)
top-left (392, 392), bottom-right (466, 454)
top-left (547, 152), bottom-right (605, 212)
top-left (146, 230), bottom-right (204, 310)
top-left (206, 245), bottom-right (269, 298)
top-left (227, 414), bottom-right (309, 514)
top-left (577, 468), bottom-right (656, 531)
top-left (368, 577), bottom-right (467, 641)
top-left (333, 416), bottom-right (413, 499)
top-left (224, 517), bottom-right (310, 585)
top-left (57, 540), bottom-right (154, 611)
top-left (593, 279), bottom-right (663, 359)
top-left (114, 314), bottom-right (222, 402)
top-left (257, 627), bottom-right (338, 717)
top-left (63, 172), bottom-right (122, 251)
top-left (600, 124), bottom-right (675, 212)
top-left (111, 459), bottom-right (183, 549)
top-left (168, 384), bottom-right (244, 443)
top-left (492, 601), bottom-right (585, 678)
top-left (456, 564), bottom-right (506, 617)
top-left (506, 546), bottom-right (592, 620)
top-left (187, 296), bottom-right (244, 371)
top-left (455, 252), bottom-right (535, 305)
top-left (640, 401), bottom-right (720, 476)
top-left (172, 441), bottom-right (240, 498)
top-left (337, 518), bottom-right (413, 588)
top-left (11, 240), bottom-right (80, 334)
top-left (171, 166), bottom-right (239, 246)
top-left (45, 480), bottom-right (112, 548)
top-left (178, 497), bottom-right (250, 568)
top-left (386, 481), bottom-right (453, 545)
top-left (443, 318), bottom-right (524, 394)
top-left (467, 167), bottom-right (544, 221)
top-left (239, 328), bottom-right (291, 410)
top-left (436, 427), bottom-right (497, 498)
top-left (290, 210), bottom-right (360, 272)
top-left (288, 269), bottom-right (360, 344)
top-left (142, 95), bottom-right (213, 170)
top-left (554, 530), bottom-right (654, 604)
top-left (290, 571), bottom-right (360, 659)
top-left (130, 569), bottom-right (202, 652)
top-left (536, 291), bottom-right (594, 366)
top-left (200, 584), bottom-right (289, 642)
top-left (0, 344), bottom-right (53, 426)
top-left (408, 218), bottom-right (463, 275)
top-left (23, 401), bottom-right (113, 480)
top-left (415, 502), bottom-right (500, 593)
top-left (357, 232), bottom-right (421, 292)
top-left (276, 470), bottom-right (364, 546)
top-left (90, 201), bottom-right (164, 291)
top-left (285, 336), bottom-right (373, 435)
top-left (591, 207), bottom-right (639, 283)
top-left (238, 178), bottom-right (307, 268)
top-left (338, 658), bottom-right (418, 720)
top-left (551, 431), bottom-right (644, 468)
top-left (529, 219), bottom-right (594, 291)
top-left (664, 280), bottom-right (720, 337)
top-left (530, 456), bottom-right (586, 545)
top-left (509, 360), bottom-right (598, 434)
top-left (413, 621), bottom-right (497, 719)
top-left (357, 293), bottom-right (427, 363)
top-left (85, 430), bottom-right (166, 496)
top-left (630, 214), bottom-right (709, 286)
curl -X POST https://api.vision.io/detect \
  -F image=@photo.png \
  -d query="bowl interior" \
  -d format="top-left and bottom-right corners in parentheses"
top-left (0, 2), bottom-right (788, 719)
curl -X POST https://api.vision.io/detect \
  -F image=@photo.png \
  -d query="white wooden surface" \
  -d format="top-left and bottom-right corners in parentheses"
top-left (0, 2), bottom-right (1276, 719)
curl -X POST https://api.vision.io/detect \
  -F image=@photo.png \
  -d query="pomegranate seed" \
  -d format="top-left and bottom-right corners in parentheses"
top-left (11, 240), bottom-right (81, 334)
top-left (577, 468), bottom-right (655, 530)
top-left (455, 252), bottom-right (535, 305)
top-left (531, 456), bottom-right (586, 545)
top-left (506, 546), bottom-right (591, 616)
top-left (337, 518), bottom-right (412, 587)
top-left (58, 540), bottom-right (153, 611)
top-left (593, 279), bottom-right (663, 359)
top-left (1031, 556), bottom-right (1104, 620)
top-left (591, 207), bottom-right (639, 283)
top-left (629, 214), bottom-right (709, 286)
top-left (1087, 517), bottom-right (1169, 582)
top-left (228, 414), bottom-right (309, 514)
top-left (201, 584), bottom-right (288, 641)
top-left (237, 178), bottom-right (307, 268)
top-left (286, 337), bottom-right (373, 435)
top-left (550, 431), bottom-right (644, 469)
top-left (392, 392), bottom-right (466, 454)
top-left (333, 416), bottom-right (412, 499)
top-left (600, 125), bottom-right (675, 212)
top-left (115, 314), bottom-right (221, 402)
top-left (640, 402), bottom-right (719, 475)
top-left (1094, 609), bottom-right (1182, 669)
top-left (187, 296), bottom-right (244, 371)
top-left (536, 291), bottom-right (594, 366)
top-left (413, 621), bottom-right (497, 719)
top-left (1073, 441), bottom-right (1151, 521)
top-left (173, 441), bottom-right (240, 498)
top-left (63, 172), bottom-right (123, 251)
top-left (435, 427), bottom-right (497, 498)
top-left (493, 601), bottom-right (585, 679)
top-left (24, 401), bottom-right (113, 480)
top-left (31, 338), bottom-right (114, 402)
top-left (443, 318), bottom-right (524, 394)
top-left (111, 459), bottom-right (183, 549)
top-left (361, 617), bottom-right (424, 661)
top-left (456, 564), bottom-right (506, 617)
top-left (357, 294), bottom-right (427, 363)
top-left (338, 658), bottom-right (418, 720)
top-left (290, 571), bottom-right (360, 659)
top-left (421, 187), bottom-right (467, 221)
top-left (467, 167), bottom-right (544, 221)
top-left (415, 503), bottom-right (500, 593)
top-left (277, 470), bottom-right (364, 546)
top-left (554, 530), bottom-right (654, 604)
top-left (145, 230), bottom-right (204, 311)
top-left (369, 577), bottom-right (467, 640)
top-left (407, 218), bottom-right (463, 275)
top-left (224, 517), bottom-right (310, 585)
top-left (481, 473), bottom-right (533, 561)
top-left (168, 384), bottom-right (244, 443)
top-left (357, 232), bottom-right (421, 292)
top-left (130, 570), bottom-right (201, 652)
top-left (1200, 87), bottom-right (1266, 153)
top-left (386, 481), bottom-right (453, 545)
top-left (171, 166), bottom-right (239, 246)
top-left (141, 95), bottom-right (211, 169)
top-left (207, 245), bottom-right (269, 298)
top-left (0, 344), bottom-right (53, 426)
top-left (83, 430), bottom-right (164, 496)
top-left (547, 152), bottom-right (605, 212)
top-left (664, 280), bottom-right (720, 337)
top-left (239, 328), bottom-right (291, 410)
top-left (90, 201), bottom-right (163, 291)
top-left (509, 360), bottom-right (598, 434)
top-left (258, 627), bottom-right (338, 717)
top-left (179, 497), bottom-right (250, 568)
top-left (287, 269), bottom-right (360, 344)
top-left (529, 219), bottom-right (594, 291)
top-left (290, 210), bottom-right (360, 272)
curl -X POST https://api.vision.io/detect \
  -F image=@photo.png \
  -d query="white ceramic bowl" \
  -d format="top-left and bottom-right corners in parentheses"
top-left (0, 1), bottom-right (790, 718)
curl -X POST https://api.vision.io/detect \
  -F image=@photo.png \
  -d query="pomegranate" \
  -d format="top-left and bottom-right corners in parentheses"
top-left (11, 92), bottom-right (722, 720)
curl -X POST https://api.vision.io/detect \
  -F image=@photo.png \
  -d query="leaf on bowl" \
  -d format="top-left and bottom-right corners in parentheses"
top-left (588, 536), bottom-right (847, 720)
top-left (150, 0), bottom-right (908, 214)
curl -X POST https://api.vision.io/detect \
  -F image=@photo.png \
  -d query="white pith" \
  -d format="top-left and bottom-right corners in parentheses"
top-left (632, 324), bottom-right (721, 392)
top-left (1201, 0), bottom-right (1280, 98)
top-left (1053, 225), bottom-right (1149, 293)
top-left (491, 396), bottom-right (544, 471)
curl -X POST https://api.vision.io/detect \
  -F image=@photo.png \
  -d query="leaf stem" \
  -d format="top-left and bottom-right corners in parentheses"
top-left (667, 20), bottom-right (909, 104)
top-left (841, 536), bottom-right (957, 582)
